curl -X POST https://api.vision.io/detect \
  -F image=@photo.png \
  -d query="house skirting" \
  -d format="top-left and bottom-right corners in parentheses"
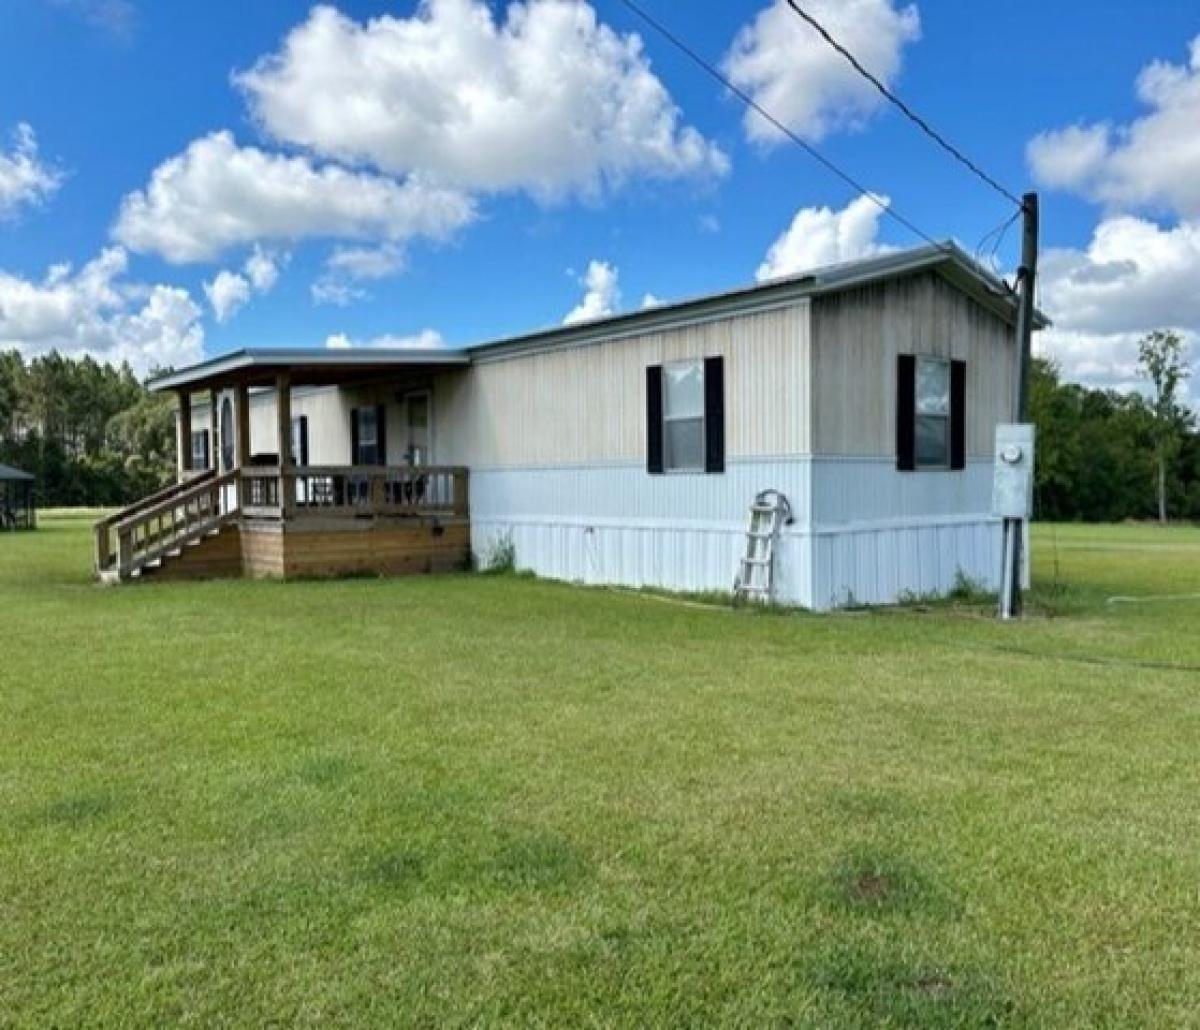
top-left (467, 458), bottom-right (1005, 610)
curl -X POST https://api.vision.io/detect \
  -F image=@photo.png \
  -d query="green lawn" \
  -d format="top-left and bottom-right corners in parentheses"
top-left (2, 518), bottom-right (1199, 1027)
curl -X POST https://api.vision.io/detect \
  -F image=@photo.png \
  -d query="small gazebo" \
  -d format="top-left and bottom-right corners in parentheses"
top-left (0, 463), bottom-right (36, 531)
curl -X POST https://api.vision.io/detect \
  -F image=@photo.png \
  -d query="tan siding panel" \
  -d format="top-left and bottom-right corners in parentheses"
top-left (810, 273), bottom-right (1015, 457)
top-left (433, 303), bottom-right (810, 467)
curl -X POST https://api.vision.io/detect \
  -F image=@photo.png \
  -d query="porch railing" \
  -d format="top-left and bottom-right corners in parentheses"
top-left (96, 464), bottom-right (469, 580)
top-left (239, 464), bottom-right (469, 520)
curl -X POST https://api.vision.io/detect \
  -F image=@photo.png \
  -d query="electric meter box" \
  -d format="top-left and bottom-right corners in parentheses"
top-left (992, 423), bottom-right (1036, 519)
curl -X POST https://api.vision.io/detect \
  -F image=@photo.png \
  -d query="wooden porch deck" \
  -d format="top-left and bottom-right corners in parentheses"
top-left (94, 465), bottom-right (470, 583)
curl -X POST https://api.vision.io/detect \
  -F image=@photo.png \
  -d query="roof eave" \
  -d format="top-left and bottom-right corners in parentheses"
top-left (148, 348), bottom-right (472, 393)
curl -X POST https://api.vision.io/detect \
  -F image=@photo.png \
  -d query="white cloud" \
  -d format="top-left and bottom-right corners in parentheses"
top-left (203, 246), bottom-right (286, 323)
top-left (1036, 214), bottom-right (1200, 400)
top-left (234, 0), bottom-right (727, 198)
top-left (324, 329), bottom-right (445, 350)
top-left (756, 194), bottom-right (892, 281)
top-left (311, 281), bottom-right (368, 308)
top-left (244, 245), bottom-right (283, 292)
top-left (563, 260), bottom-right (620, 325)
top-left (311, 242), bottom-right (405, 308)
top-left (641, 292), bottom-right (663, 309)
top-left (112, 131), bottom-right (475, 263)
top-left (1028, 36), bottom-right (1200, 217)
top-left (0, 123), bottom-right (63, 219)
top-left (724, 0), bottom-right (920, 143)
top-left (0, 247), bottom-right (204, 375)
top-left (203, 270), bottom-right (251, 324)
top-left (325, 243), bottom-right (404, 282)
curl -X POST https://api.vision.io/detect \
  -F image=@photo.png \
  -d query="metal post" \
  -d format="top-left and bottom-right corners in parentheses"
top-left (1005, 192), bottom-right (1039, 618)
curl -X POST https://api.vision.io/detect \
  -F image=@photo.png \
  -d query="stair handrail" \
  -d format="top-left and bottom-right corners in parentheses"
top-left (111, 469), bottom-right (234, 533)
top-left (97, 469), bottom-right (236, 578)
top-left (94, 469), bottom-right (216, 572)
top-left (95, 469), bottom-right (215, 533)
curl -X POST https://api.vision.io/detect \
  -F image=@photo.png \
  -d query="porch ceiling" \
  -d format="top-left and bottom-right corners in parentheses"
top-left (148, 348), bottom-right (471, 394)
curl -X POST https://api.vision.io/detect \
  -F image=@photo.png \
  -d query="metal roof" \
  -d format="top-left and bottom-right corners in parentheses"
top-left (466, 241), bottom-right (1048, 362)
top-left (0, 463), bottom-right (34, 481)
top-left (151, 242), bottom-right (1047, 391)
top-left (149, 347), bottom-right (470, 393)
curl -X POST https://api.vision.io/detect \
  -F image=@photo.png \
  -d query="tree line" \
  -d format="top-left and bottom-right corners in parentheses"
top-left (1031, 330), bottom-right (1197, 522)
top-left (0, 350), bottom-right (176, 508)
top-left (1, 338), bottom-right (1197, 520)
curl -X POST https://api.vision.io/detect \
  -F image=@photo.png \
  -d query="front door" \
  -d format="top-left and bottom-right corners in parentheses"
top-left (404, 392), bottom-right (431, 465)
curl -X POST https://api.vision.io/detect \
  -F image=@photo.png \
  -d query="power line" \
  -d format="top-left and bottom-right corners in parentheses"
top-left (974, 208), bottom-right (1021, 277)
top-left (614, 0), bottom-right (949, 253)
top-left (782, 0), bottom-right (1024, 209)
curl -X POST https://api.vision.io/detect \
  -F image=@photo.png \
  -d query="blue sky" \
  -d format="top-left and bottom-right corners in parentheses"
top-left (1, 0), bottom-right (1198, 397)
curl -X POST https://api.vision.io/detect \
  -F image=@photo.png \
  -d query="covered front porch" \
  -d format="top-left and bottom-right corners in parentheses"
top-left (94, 349), bottom-right (471, 582)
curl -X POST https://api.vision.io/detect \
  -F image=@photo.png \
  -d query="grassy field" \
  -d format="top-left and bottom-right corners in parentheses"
top-left (2, 516), bottom-right (1199, 1027)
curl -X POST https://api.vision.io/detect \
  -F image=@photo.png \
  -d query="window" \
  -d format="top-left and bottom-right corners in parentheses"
top-left (647, 357), bottom-right (724, 475)
top-left (896, 354), bottom-right (965, 472)
top-left (190, 429), bottom-right (210, 470)
top-left (915, 357), bottom-right (951, 467)
top-left (662, 360), bottom-right (705, 472)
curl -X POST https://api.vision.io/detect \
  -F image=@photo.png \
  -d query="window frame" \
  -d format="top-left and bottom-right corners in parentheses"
top-left (660, 358), bottom-right (706, 474)
top-left (913, 355), bottom-right (951, 470)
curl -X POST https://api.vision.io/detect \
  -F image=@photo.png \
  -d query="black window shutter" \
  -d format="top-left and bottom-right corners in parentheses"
top-left (200, 430), bottom-right (210, 469)
top-left (375, 404), bottom-right (387, 465)
top-left (646, 365), bottom-right (664, 475)
top-left (299, 416), bottom-right (310, 467)
top-left (950, 359), bottom-right (967, 470)
top-left (704, 355), bottom-right (725, 474)
top-left (896, 354), bottom-right (916, 471)
top-left (350, 408), bottom-right (360, 465)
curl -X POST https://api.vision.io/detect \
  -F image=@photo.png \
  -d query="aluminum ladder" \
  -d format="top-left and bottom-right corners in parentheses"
top-left (734, 489), bottom-right (792, 604)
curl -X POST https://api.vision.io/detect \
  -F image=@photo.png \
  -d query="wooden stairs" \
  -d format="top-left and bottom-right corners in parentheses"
top-left (95, 470), bottom-right (239, 583)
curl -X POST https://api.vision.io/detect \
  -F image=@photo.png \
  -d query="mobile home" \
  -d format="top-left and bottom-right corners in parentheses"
top-left (95, 243), bottom-right (1044, 608)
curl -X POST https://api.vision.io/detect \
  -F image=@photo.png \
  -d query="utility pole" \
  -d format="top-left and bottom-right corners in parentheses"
top-left (1002, 192), bottom-right (1039, 618)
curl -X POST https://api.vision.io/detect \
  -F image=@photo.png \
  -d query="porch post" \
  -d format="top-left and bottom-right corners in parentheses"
top-left (176, 389), bottom-right (193, 482)
top-left (235, 382), bottom-right (251, 468)
top-left (276, 373), bottom-right (294, 518)
top-left (210, 388), bottom-right (220, 471)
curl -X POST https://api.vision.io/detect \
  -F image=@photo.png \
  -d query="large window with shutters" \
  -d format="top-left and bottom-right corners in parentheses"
top-left (896, 354), bottom-right (966, 472)
top-left (647, 356), bottom-right (725, 475)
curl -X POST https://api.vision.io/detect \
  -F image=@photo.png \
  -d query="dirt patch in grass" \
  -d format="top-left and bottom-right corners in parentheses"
top-left (849, 871), bottom-right (895, 904)
top-left (830, 850), bottom-right (955, 919)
